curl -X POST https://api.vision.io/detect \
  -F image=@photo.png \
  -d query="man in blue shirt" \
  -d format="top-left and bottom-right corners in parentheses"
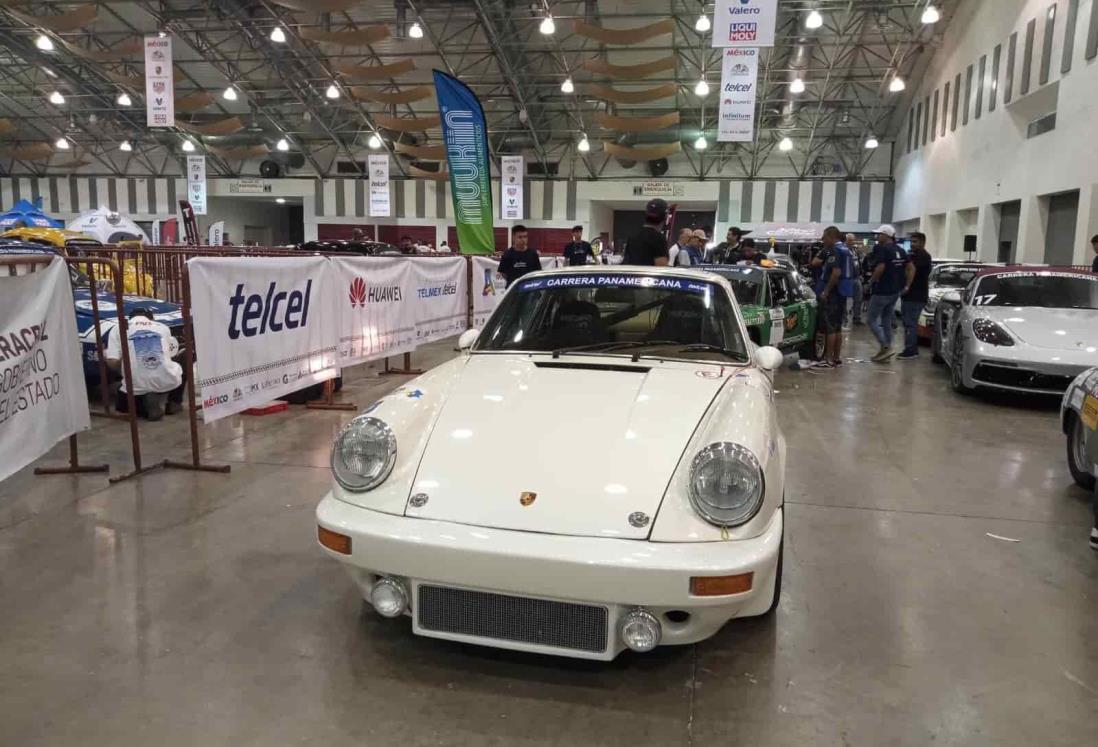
top-left (866, 224), bottom-right (907, 362)
top-left (811, 226), bottom-right (855, 367)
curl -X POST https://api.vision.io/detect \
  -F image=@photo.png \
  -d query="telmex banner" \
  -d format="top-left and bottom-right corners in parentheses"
top-left (717, 47), bottom-right (760, 143)
top-left (711, 0), bottom-right (777, 48)
top-left (0, 258), bottom-right (90, 482)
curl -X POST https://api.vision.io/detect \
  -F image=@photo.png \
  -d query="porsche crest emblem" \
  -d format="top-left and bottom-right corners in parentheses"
top-left (519, 491), bottom-right (537, 507)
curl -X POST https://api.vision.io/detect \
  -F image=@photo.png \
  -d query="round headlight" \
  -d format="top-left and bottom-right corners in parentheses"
top-left (688, 443), bottom-right (764, 527)
top-left (331, 416), bottom-right (397, 492)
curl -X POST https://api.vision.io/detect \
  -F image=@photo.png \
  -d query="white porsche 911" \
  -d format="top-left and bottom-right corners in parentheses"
top-left (317, 266), bottom-right (787, 660)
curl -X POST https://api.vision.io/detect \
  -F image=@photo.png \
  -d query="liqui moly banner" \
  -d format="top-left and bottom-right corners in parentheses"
top-left (500, 155), bottom-right (523, 220)
top-left (0, 257), bottom-right (90, 482)
top-left (144, 35), bottom-right (174, 126)
top-left (367, 154), bottom-right (390, 217)
top-left (472, 256), bottom-right (506, 327)
top-left (718, 47), bottom-right (760, 143)
top-left (332, 257), bottom-right (416, 366)
top-left (412, 258), bottom-right (468, 344)
top-left (187, 257), bottom-right (339, 422)
top-left (434, 70), bottom-right (495, 255)
top-left (712, 0), bottom-right (777, 47)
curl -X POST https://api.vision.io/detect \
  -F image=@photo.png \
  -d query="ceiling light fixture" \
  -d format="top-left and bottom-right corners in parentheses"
top-left (790, 78), bottom-right (806, 94)
top-left (35, 34), bottom-right (54, 52)
top-left (561, 77), bottom-right (574, 93)
top-left (778, 136), bottom-right (793, 151)
top-left (368, 134), bottom-right (382, 149)
top-left (921, 5), bottom-right (941, 24)
top-left (222, 86), bottom-right (238, 101)
top-left (157, 31), bottom-right (167, 38)
top-left (55, 137), bottom-right (69, 150)
top-left (270, 26), bottom-right (286, 43)
top-left (181, 139), bottom-right (195, 152)
top-left (806, 10), bottom-right (824, 29)
top-left (276, 137), bottom-right (289, 151)
top-left (694, 135), bottom-right (708, 151)
top-left (325, 83), bottom-right (340, 99)
top-left (48, 90), bottom-right (64, 105)
top-left (695, 15), bottom-right (711, 33)
top-left (889, 76), bottom-right (906, 92)
top-left (865, 136), bottom-right (880, 149)
top-left (117, 92), bottom-right (132, 106)
top-left (577, 134), bottom-right (590, 152)
top-left (539, 15), bottom-right (556, 35)
top-left (276, 197), bottom-right (286, 204)
top-left (408, 21), bottom-right (424, 39)
top-left (695, 78), bottom-right (710, 96)
top-left (44, 68), bottom-right (57, 78)
top-left (120, 140), bottom-right (133, 152)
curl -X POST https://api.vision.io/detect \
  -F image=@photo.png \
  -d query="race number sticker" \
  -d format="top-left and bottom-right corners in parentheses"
top-left (1082, 395), bottom-right (1098, 432)
top-left (769, 307), bottom-right (785, 345)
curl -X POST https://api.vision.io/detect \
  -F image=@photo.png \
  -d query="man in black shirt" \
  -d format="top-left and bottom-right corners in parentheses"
top-left (562, 225), bottom-right (594, 267)
top-left (897, 231), bottom-right (932, 360)
top-left (1090, 234), bottom-right (1098, 273)
top-left (622, 199), bottom-right (670, 266)
top-left (711, 226), bottom-right (748, 264)
top-left (497, 225), bottom-right (541, 287)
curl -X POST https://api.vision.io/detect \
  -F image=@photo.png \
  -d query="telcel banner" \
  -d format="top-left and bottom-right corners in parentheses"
top-left (717, 47), bottom-right (760, 143)
top-left (500, 155), bottom-right (523, 220)
top-left (332, 256), bottom-right (416, 366)
top-left (712, 0), bottom-right (777, 47)
top-left (368, 154), bottom-right (390, 217)
top-left (0, 257), bottom-right (90, 482)
top-left (188, 256), bottom-right (340, 422)
top-left (434, 70), bottom-right (495, 255)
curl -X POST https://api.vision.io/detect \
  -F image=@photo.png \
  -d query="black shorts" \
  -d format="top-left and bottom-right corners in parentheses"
top-left (819, 295), bottom-right (846, 334)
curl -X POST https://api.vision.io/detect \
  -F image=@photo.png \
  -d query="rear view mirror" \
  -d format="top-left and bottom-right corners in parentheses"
top-left (755, 345), bottom-right (784, 372)
top-left (458, 328), bottom-right (480, 351)
top-left (941, 290), bottom-right (962, 305)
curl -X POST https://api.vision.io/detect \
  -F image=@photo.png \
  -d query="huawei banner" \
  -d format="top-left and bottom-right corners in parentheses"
top-left (367, 154), bottom-right (390, 217)
top-left (712, 0), bottom-right (777, 47)
top-left (188, 257), bottom-right (340, 422)
top-left (472, 257), bottom-right (505, 327)
top-left (717, 47), bottom-right (760, 143)
top-left (0, 257), bottom-right (90, 482)
top-left (332, 257), bottom-right (416, 366)
top-left (411, 258), bottom-right (468, 345)
top-left (500, 156), bottom-right (523, 220)
top-left (144, 35), bottom-right (174, 126)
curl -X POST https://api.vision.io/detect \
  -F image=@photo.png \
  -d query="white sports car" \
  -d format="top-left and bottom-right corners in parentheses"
top-left (916, 263), bottom-right (990, 340)
top-left (317, 266), bottom-right (787, 660)
top-left (1062, 367), bottom-right (1098, 490)
top-left (933, 268), bottom-right (1098, 395)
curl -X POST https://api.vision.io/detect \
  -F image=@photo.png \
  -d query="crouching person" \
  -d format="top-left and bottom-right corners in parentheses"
top-left (105, 308), bottom-right (185, 421)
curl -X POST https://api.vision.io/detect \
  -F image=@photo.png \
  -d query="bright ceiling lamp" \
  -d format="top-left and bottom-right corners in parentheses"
top-left (694, 78), bottom-right (710, 96)
top-left (695, 14), bottom-right (711, 33)
top-left (276, 197), bottom-right (286, 204)
top-left (778, 136), bottom-right (793, 151)
top-left (55, 136), bottom-right (69, 150)
top-left (408, 21), bottom-right (424, 39)
top-left (694, 134), bottom-right (708, 151)
top-left (368, 134), bottom-right (382, 149)
top-left (276, 137), bottom-right (289, 151)
top-left (120, 140), bottom-right (133, 152)
top-left (222, 86), bottom-right (238, 101)
top-left (325, 83), bottom-right (340, 99)
top-left (270, 26), bottom-right (286, 43)
top-left (790, 78), bottom-right (806, 94)
top-left (889, 76), bottom-right (906, 92)
top-left (805, 10), bottom-right (823, 29)
top-left (48, 90), bottom-right (64, 105)
top-left (35, 34), bottom-right (54, 52)
top-left (117, 92), bottom-right (132, 106)
top-left (865, 136), bottom-right (879, 149)
top-left (181, 139), bottom-right (195, 152)
top-left (561, 77), bottom-right (574, 93)
top-left (921, 5), bottom-right (941, 24)
top-left (577, 134), bottom-right (590, 152)
top-left (539, 15), bottom-right (556, 35)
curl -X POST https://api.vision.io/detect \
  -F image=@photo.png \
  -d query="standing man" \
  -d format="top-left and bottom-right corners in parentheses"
top-left (622, 198), bottom-right (670, 266)
top-left (812, 227), bottom-right (855, 368)
top-left (562, 225), bottom-right (594, 267)
top-left (845, 233), bottom-right (864, 325)
top-left (105, 308), bottom-right (184, 421)
top-left (715, 227), bottom-right (748, 264)
top-left (897, 231), bottom-right (933, 360)
top-left (1090, 234), bottom-right (1098, 272)
top-left (497, 224), bottom-right (541, 287)
top-left (675, 230), bottom-right (706, 266)
top-left (866, 224), bottom-right (908, 362)
top-left (668, 227), bottom-right (692, 267)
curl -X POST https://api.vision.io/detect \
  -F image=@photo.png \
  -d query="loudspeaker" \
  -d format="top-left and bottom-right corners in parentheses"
top-left (963, 234), bottom-right (977, 255)
top-left (648, 158), bottom-right (669, 177)
top-left (259, 160), bottom-right (282, 178)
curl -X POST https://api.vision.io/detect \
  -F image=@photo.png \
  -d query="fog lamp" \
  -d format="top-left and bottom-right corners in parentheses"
top-left (620, 608), bottom-right (662, 652)
top-left (370, 577), bottom-right (408, 618)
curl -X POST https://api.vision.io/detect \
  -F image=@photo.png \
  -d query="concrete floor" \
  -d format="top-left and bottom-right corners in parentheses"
top-left (1, 331), bottom-right (1095, 746)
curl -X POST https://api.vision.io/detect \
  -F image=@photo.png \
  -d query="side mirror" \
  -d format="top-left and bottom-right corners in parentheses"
top-left (755, 345), bottom-right (784, 372)
top-left (942, 290), bottom-right (962, 305)
top-left (457, 328), bottom-right (480, 351)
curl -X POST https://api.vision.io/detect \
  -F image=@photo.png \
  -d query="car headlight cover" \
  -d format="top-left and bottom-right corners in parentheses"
top-left (688, 443), bottom-right (765, 527)
top-left (331, 416), bottom-right (397, 491)
top-left (972, 318), bottom-right (1014, 346)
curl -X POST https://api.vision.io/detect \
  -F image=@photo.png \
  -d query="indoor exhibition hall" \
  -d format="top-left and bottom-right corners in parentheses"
top-left (1, 0), bottom-right (1096, 745)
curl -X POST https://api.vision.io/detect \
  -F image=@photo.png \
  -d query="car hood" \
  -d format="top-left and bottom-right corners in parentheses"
top-left (407, 353), bottom-right (731, 539)
top-left (72, 288), bottom-right (183, 328)
top-left (979, 307), bottom-right (1098, 349)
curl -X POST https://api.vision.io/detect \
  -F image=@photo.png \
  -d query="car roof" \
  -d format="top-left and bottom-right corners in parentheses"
top-left (699, 264), bottom-right (768, 280)
top-left (975, 265), bottom-right (1097, 278)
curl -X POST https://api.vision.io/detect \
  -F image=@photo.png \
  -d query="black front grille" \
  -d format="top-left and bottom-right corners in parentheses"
top-left (417, 585), bottom-right (608, 653)
top-left (972, 363), bottom-right (1075, 392)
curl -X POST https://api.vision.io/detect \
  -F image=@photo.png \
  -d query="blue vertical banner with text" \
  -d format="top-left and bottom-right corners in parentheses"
top-left (433, 70), bottom-right (495, 255)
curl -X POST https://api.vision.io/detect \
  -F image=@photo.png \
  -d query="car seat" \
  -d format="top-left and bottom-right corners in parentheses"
top-left (650, 294), bottom-right (712, 345)
top-left (549, 299), bottom-right (607, 348)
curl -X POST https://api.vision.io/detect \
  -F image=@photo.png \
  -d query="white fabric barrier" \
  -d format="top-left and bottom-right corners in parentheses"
top-left (472, 256), bottom-right (506, 327)
top-left (0, 257), bottom-right (90, 481)
top-left (332, 256), bottom-right (417, 366)
top-left (410, 258), bottom-right (468, 345)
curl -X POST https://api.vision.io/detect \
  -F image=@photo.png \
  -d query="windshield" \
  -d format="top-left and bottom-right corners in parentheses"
top-left (475, 273), bottom-right (750, 362)
top-left (933, 266), bottom-right (980, 287)
top-left (971, 273), bottom-right (1098, 309)
top-left (702, 268), bottom-right (764, 305)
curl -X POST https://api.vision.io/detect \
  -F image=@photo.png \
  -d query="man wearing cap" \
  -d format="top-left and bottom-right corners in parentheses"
top-left (866, 224), bottom-right (908, 362)
top-left (622, 198), bottom-right (671, 266)
top-left (562, 225), bottom-right (594, 267)
top-left (674, 229), bottom-right (706, 266)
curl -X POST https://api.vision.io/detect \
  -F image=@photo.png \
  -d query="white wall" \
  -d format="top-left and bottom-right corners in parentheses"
top-left (894, 0), bottom-right (1098, 263)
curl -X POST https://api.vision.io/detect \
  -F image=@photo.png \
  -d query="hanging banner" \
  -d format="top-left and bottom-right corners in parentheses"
top-left (472, 256), bottom-right (506, 327)
top-left (186, 155), bottom-right (207, 215)
top-left (179, 201), bottom-right (199, 245)
top-left (433, 70), bottom-right (495, 255)
top-left (367, 154), bottom-right (390, 217)
top-left (332, 257), bottom-right (416, 365)
top-left (712, 0), bottom-right (777, 47)
top-left (144, 35), bottom-right (174, 127)
top-left (208, 221), bottom-right (224, 247)
top-left (187, 256), bottom-right (339, 422)
top-left (500, 155), bottom-right (523, 220)
top-left (151, 219), bottom-right (161, 244)
top-left (411, 257), bottom-right (468, 343)
top-left (0, 257), bottom-right (90, 482)
top-left (717, 47), bottom-right (760, 142)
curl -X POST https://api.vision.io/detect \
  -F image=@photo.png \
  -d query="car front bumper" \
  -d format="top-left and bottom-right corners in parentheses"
top-left (963, 344), bottom-right (1095, 395)
top-left (316, 494), bottom-right (783, 660)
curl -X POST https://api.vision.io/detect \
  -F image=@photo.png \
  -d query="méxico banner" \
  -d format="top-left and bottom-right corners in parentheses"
top-left (368, 154), bottom-right (390, 217)
top-left (472, 257), bottom-right (506, 327)
top-left (500, 155), bottom-right (523, 220)
top-left (412, 258), bottom-right (468, 344)
top-left (186, 156), bottom-right (207, 215)
top-left (332, 256), bottom-right (416, 366)
top-left (144, 35), bottom-right (174, 126)
top-left (718, 47), bottom-right (760, 142)
top-left (188, 256), bottom-right (339, 422)
top-left (0, 257), bottom-right (90, 482)
top-left (712, 0), bottom-right (777, 47)
top-left (433, 70), bottom-right (495, 255)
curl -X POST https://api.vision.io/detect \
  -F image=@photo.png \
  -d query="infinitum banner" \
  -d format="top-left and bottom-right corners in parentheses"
top-left (717, 47), bottom-right (760, 142)
top-left (434, 70), bottom-right (495, 255)
top-left (712, 0), bottom-right (777, 48)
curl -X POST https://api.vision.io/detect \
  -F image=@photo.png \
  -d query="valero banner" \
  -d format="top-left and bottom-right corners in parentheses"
top-left (433, 70), bottom-right (494, 255)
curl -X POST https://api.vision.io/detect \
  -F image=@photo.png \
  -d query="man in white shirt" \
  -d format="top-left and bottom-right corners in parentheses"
top-left (667, 227), bottom-right (691, 267)
top-left (105, 309), bottom-right (184, 421)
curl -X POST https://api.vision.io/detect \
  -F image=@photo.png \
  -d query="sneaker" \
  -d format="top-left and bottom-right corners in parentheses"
top-left (144, 392), bottom-right (167, 421)
top-left (831, 358), bottom-right (844, 367)
top-left (812, 360), bottom-right (835, 369)
top-left (871, 347), bottom-right (892, 362)
top-left (1090, 528), bottom-right (1098, 550)
top-left (896, 350), bottom-right (918, 360)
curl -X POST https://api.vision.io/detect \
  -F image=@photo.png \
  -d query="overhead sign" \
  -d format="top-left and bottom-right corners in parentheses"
top-left (144, 35), bottom-right (174, 127)
top-left (712, 0), bottom-right (777, 48)
top-left (0, 257), bottom-right (90, 482)
top-left (500, 155), bottom-right (523, 220)
top-left (228, 178), bottom-right (272, 195)
top-left (634, 180), bottom-right (685, 198)
top-left (186, 155), bottom-right (207, 215)
top-left (367, 154), bottom-right (390, 217)
top-left (332, 256), bottom-right (416, 366)
top-left (717, 47), bottom-right (760, 142)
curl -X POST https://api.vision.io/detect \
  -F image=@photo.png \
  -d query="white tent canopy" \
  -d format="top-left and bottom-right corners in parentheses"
top-left (66, 207), bottom-right (150, 244)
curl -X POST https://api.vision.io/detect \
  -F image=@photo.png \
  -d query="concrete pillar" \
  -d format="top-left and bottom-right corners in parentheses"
top-left (1016, 194), bottom-right (1047, 263)
top-left (976, 203), bottom-right (1000, 262)
top-left (943, 209), bottom-right (966, 258)
top-left (302, 193), bottom-right (318, 241)
top-left (1074, 183), bottom-right (1098, 265)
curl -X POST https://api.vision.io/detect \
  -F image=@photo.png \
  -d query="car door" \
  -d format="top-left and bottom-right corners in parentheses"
top-left (768, 272), bottom-right (807, 349)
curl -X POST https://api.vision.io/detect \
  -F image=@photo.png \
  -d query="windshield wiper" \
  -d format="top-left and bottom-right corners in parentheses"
top-left (551, 340), bottom-right (680, 358)
top-left (630, 343), bottom-right (749, 362)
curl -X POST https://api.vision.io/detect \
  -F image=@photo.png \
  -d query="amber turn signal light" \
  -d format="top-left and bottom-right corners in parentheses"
top-left (318, 526), bottom-right (352, 555)
top-left (690, 572), bottom-right (753, 596)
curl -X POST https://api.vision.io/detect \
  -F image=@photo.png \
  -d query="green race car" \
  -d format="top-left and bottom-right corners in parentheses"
top-left (704, 264), bottom-right (823, 359)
